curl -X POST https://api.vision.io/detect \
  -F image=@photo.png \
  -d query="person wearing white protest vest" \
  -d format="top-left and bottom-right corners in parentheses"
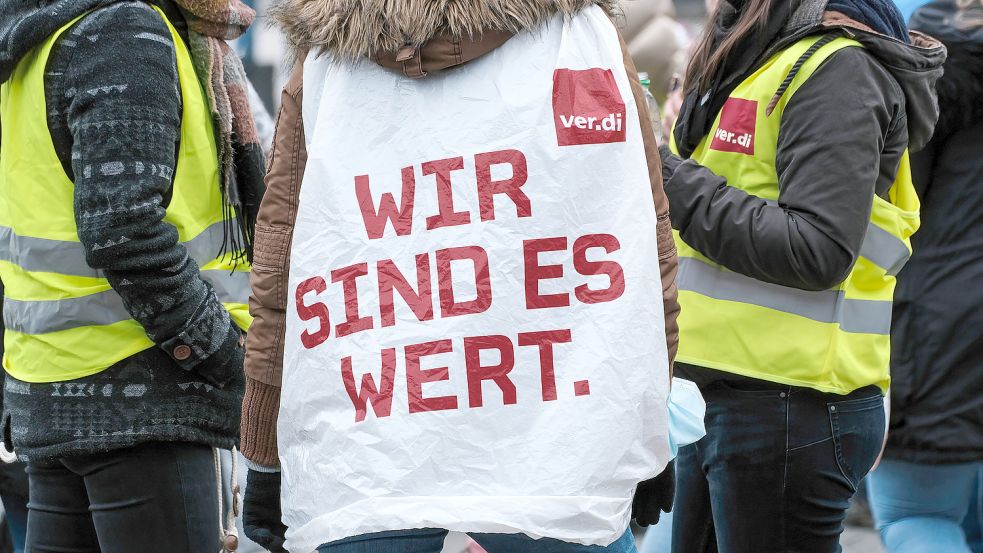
top-left (238, 1), bottom-right (683, 552)
top-left (657, 0), bottom-right (945, 550)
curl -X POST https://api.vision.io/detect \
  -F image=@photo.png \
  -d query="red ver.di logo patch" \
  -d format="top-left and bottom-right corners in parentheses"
top-left (553, 68), bottom-right (627, 147)
top-left (710, 97), bottom-right (757, 155)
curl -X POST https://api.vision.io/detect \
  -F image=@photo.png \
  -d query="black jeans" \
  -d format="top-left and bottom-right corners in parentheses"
top-left (25, 442), bottom-right (220, 553)
top-left (672, 379), bottom-right (885, 553)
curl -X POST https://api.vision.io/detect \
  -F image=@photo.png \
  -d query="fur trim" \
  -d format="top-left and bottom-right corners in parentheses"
top-left (272, 0), bottom-right (620, 61)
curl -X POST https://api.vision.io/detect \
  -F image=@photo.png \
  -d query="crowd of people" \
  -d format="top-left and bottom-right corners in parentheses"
top-left (0, 0), bottom-right (979, 551)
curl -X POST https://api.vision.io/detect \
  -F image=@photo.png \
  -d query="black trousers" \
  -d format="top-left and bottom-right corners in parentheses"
top-left (25, 441), bottom-right (220, 553)
top-left (672, 379), bottom-right (885, 553)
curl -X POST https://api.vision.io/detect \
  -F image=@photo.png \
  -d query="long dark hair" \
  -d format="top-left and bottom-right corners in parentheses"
top-left (684, 0), bottom-right (776, 93)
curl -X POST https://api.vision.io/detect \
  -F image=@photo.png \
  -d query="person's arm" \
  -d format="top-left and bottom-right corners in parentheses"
top-left (240, 59), bottom-right (307, 471)
top-left (619, 32), bottom-right (681, 369)
top-left (663, 47), bottom-right (906, 291)
top-left (63, 4), bottom-right (242, 386)
top-left (239, 58), bottom-right (306, 553)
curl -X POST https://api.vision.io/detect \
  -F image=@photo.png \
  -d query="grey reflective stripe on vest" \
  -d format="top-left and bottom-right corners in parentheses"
top-left (760, 200), bottom-right (910, 276)
top-left (5, 287), bottom-right (131, 335)
top-left (0, 221), bottom-right (239, 278)
top-left (3, 270), bottom-right (251, 335)
top-left (678, 257), bottom-right (893, 335)
top-left (0, 226), bottom-right (94, 277)
top-left (860, 223), bottom-right (910, 276)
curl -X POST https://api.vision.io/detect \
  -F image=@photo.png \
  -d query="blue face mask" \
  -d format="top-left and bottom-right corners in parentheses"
top-left (667, 378), bottom-right (708, 459)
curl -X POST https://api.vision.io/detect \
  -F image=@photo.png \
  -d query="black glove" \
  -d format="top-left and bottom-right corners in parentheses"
top-left (632, 460), bottom-right (675, 527)
top-left (243, 470), bottom-right (288, 553)
top-left (197, 324), bottom-right (246, 389)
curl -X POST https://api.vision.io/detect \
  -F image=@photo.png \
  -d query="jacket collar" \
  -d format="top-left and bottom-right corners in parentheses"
top-left (273, 0), bottom-right (617, 72)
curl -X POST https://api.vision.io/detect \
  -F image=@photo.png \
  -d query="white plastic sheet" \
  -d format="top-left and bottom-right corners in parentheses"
top-left (280, 6), bottom-right (671, 551)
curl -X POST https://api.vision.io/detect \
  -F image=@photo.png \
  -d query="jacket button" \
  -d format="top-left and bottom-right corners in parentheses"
top-left (173, 345), bottom-right (192, 361)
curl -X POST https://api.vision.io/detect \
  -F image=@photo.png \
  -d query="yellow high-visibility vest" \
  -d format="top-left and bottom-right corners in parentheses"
top-left (0, 6), bottom-right (252, 383)
top-left (671, 35), bottom-right (920, 394)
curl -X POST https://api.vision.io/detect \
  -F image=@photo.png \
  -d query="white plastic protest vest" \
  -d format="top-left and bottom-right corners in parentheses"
top-left (281, 6), bottom-right (671, 551)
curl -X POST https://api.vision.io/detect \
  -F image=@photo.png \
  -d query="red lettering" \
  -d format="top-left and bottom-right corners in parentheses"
top-left (331, 263), bottom-right (374, 338)
top-left (435, 246), bottom-right (492, 318)
top-left (355, 167), bottom-right (415, 239)
top-left (405, 340), bottom-right (458, 413)
top-left (296, 277), bottom-right (330, 349)
top-left (464, 335), bottom-right (517, 408)
top-left (424, 157), bottom-right (470, 230)
top-left (518, 329), bottom-right (572, 402)
top-left (341, 350), bottom-right (397, 422)
top-left (378, 255), bottom-right (433, 327)
top-left (475, 149), bottom-right (531, 222)
top-left (523, 238), bottom-right (570, 309)
top-left (573, 234), bottom-right (625, 304)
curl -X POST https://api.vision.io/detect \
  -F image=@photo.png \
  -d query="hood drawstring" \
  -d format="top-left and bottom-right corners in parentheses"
top-left (766, 34), bottom-right (838, 116)
top-left (214, 447), bottom-right (241, 552)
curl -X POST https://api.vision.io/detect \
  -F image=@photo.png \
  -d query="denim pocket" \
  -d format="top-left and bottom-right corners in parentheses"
top-left (828, 394), bottom-right (885, 491)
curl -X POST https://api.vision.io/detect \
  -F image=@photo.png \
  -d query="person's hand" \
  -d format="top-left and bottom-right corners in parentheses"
top-left (661, 77), bottom-right (684, 143)
top-left (243, 470), bottom-right (288, 553)
top-left (632, 460), bottom-right (675, 527)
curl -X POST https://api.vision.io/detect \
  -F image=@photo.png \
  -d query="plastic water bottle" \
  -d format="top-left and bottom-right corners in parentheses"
top-left (638, 72), bottom-right (664, 143)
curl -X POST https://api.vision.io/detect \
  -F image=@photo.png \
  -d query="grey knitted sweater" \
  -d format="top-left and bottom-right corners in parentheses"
top-left (0, 1), bottom-right (248, 461)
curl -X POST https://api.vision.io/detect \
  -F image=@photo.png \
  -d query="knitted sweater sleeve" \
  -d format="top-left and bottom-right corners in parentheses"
top-left (52, 3), bottom-right (243, 386)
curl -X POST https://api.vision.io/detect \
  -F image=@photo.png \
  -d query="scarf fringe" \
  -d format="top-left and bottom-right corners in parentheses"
top-left (179, 0), bottom-right (263, 265)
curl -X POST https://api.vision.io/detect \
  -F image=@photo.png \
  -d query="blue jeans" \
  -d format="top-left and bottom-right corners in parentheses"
top-left (317, 528), bottom-right (637, 553)
top-left (966, 470), bottom-right (983, 553)
top-left (672, 379), bottom-right (885, 553)
top-left (868, 459), bottom-right (983, 552)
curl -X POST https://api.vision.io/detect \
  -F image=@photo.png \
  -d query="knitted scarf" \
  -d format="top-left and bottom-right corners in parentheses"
top-left (175, 0), bottom-right (264, 262)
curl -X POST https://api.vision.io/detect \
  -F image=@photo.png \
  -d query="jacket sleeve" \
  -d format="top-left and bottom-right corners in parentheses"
top-left (664, 47), bottom-right (906, 291)
top-left (65, 4), bottom-right (243, 387)
top-left (618, 33), bottom-right (681, 369)
top-left (240, 59), bottom-right (307, 469)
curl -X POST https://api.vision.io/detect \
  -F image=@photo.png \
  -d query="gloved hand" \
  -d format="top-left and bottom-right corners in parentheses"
top-left (632, 459), bottom-right (675, 527)
top-left (243, 470), bottom-right (288, 553)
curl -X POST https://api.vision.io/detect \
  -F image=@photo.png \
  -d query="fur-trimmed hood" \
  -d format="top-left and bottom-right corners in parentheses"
top-left (271, 0), bottom-right (618, 62)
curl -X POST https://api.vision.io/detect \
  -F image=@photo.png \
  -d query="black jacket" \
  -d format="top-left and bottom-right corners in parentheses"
top-left (0, 0), bottom-right (247, 460)
top-left (887, 0), bottom-right (983, 464)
